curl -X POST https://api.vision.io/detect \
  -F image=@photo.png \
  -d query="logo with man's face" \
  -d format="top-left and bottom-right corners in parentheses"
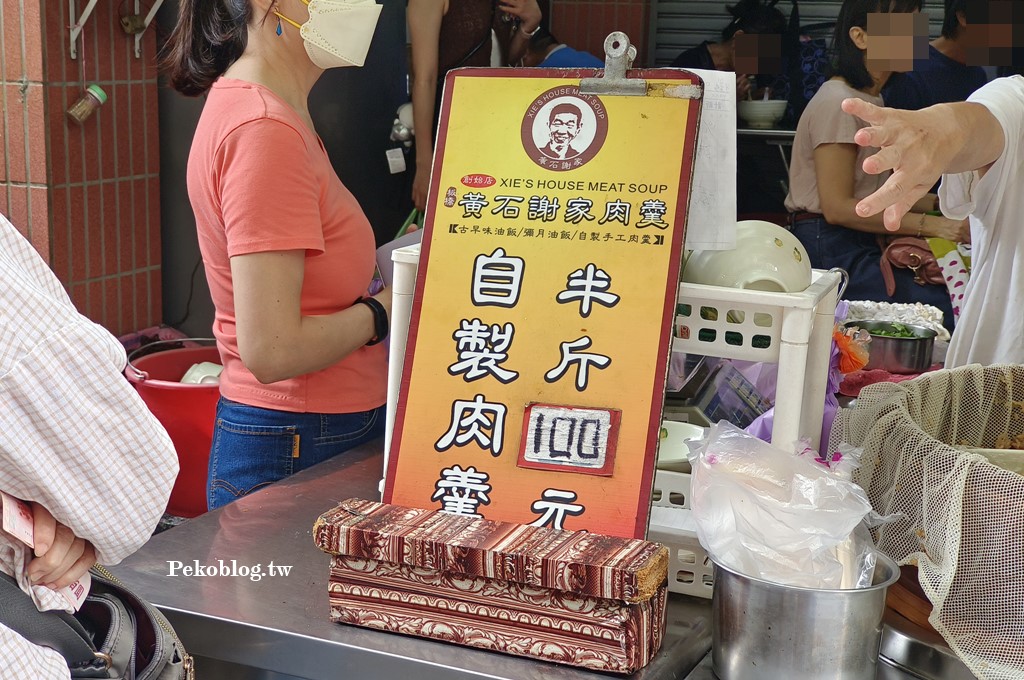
top-left (522, 87), bottom-right (608, 171)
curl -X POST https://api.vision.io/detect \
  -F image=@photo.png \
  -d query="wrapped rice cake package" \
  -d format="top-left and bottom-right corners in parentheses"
top-left (313, 498), bottom-right (669, 673)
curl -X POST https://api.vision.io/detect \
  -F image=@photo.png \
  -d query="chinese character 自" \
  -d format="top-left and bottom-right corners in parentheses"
top-left (471, 248), bottom-right (525, 308)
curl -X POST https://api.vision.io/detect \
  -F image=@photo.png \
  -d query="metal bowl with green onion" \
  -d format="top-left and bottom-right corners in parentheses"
top-left (845, 320), bottom-right (937, 374)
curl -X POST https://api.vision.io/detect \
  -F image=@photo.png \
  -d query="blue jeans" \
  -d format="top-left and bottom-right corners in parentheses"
top-left (791, 217), bottom-right (955, 332)
top-left (207, 398), bottom-right (384, 510)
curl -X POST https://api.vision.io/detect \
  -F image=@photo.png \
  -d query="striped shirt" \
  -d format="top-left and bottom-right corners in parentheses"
top-left (0, 214), bottom-right (178, 679)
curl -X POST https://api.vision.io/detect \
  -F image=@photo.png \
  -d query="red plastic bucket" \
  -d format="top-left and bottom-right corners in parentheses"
top-left (125, 340), bottom-right (220, 518)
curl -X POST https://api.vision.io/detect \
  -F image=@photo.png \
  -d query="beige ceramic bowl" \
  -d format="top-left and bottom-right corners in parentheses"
top-left (738, 100), bottom-right (787, 129)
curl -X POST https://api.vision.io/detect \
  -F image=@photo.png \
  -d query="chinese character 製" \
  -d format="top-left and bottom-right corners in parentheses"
top-left (435, 394), bottom-right (508, 457)
top-left (544, 337), bottom-right (612, 391)
top-left (471, 248), bottom-right (525, 308)
top-left (556, 263), bottom-right (620, 318)
top-left (448, 319), bottom-right (519, 383)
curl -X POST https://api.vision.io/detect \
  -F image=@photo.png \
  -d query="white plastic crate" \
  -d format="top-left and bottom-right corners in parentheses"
top-left (674, 269), bottom-right (842, 453)
top-left (648, 469), bottom-right (713, 599)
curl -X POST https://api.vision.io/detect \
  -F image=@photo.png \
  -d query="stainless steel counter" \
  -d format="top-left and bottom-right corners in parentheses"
top-left (684, 653), bottom-right (923, 679)
top-left (109, 440), bottom-right (713, 680)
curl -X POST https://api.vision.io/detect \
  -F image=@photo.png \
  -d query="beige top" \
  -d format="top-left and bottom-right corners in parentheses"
top-left (784, 79), bottom-right (888, 214)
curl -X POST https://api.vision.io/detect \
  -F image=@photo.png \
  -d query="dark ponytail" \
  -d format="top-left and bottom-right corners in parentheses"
top-left (160, 0), bottom-right (252, 97)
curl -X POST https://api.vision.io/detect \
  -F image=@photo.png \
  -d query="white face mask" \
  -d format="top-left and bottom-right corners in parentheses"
top-left (275, 0), bottom-right (382, 70)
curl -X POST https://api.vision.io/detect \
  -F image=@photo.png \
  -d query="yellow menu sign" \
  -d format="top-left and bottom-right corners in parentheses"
top-left (385, 69), bottom-right (702, 538)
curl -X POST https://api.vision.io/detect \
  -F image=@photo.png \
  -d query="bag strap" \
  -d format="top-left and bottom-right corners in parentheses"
top-left (0, 572), bottom-right (101, 668)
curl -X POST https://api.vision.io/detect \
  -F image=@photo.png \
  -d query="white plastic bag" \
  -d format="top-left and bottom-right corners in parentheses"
top-left (690, 421), bottom-right (877, 589)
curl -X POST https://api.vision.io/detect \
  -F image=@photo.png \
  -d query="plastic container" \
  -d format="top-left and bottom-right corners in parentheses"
top-left (711, 551), bottom-right (900, 680)
top-left (66, 84), bottom-right (107, 125)
top-left (125, 340), bottom-right (220, 518)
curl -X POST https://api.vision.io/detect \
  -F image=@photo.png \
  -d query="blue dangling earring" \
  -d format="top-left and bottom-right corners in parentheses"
top-left (276, 16), bottom-right (283, 36)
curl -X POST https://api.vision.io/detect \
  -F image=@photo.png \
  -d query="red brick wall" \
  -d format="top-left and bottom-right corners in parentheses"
top-left (1, 0), bottom-right (161, 336)
top-left (549, 0), bottom-right (650, 67)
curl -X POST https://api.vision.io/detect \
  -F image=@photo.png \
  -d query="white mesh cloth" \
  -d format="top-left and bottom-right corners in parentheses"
top-left (833, 364), bottom-right (1024, 680)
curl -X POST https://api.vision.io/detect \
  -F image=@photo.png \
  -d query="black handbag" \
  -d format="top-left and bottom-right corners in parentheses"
top-left (0, 566), bottom-right (193, 679)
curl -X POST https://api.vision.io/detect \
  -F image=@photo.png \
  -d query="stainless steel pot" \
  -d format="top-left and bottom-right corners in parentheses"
top-left (847, 321), bottom-right (937, 374)
top-left (712, 551), bottom-right (900, 680)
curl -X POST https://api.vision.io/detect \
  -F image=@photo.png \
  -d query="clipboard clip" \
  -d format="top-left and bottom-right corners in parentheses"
top-left (580, 32), bottom-right (703, 101)
top-left (580, 32), bottom-right (645, 96)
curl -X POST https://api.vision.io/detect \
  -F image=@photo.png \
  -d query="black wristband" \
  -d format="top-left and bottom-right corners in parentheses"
top-left (355, 296), bottom-right (388, 346)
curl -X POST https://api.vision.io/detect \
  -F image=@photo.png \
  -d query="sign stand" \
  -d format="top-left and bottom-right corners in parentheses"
top-left (384, 33), bottom-right (704, 539)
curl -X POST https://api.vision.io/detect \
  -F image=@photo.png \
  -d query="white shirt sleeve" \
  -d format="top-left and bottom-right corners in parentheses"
top-left (940, 75), bottom-right (1024, 221)
top-left (0, 626), bottom-right (71, 680)
top-left (0, 214), bottom-right (179, 673)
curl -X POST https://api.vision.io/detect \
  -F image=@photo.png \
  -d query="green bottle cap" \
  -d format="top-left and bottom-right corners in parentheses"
top-left (86, 84), bottom-right (108, 105)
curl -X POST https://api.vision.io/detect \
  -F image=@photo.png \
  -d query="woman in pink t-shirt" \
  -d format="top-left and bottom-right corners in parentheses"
top-left (162, 0), bottom-right (390, 510)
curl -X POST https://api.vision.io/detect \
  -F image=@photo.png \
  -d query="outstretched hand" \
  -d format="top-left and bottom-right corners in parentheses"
top-left (841, 97), bottom-right (957, 231)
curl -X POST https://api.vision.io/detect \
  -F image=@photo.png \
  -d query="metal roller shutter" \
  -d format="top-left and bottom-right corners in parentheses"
top-left (649, 0), bottom-right (946, 67)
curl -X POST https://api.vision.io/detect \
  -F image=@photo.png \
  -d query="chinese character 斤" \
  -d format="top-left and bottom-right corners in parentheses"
top-left (472, 248), bottom-right (525, 308)
top-left (636, 199), bottom-right (669, 229)
top-left (458, 192), bottom-right (489, 218)
top-left (448, 319), bottom-right (519, 383)
top-left (564, 198), bottom-right (596, 224)
top-left (544, 337), bottom-right (612, 391)
top-left (598, 199), bottom-right (631, 226)
top-left (432, 465), bottom-right (492, 517)
top-left (491, 195), bottom-right (524, 219)
top-left (435, 394), bottom-right (508, 457)
top-left (528, 196), bottom-right (560, 222)
top-left (530, 489), bottom-right (585, 530)
top-left (556, 263), bottom-right (620, 318)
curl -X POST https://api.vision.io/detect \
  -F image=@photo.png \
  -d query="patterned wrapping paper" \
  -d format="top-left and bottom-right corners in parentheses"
top-left (327, 555), bottom-right (668, 674)
top-left (313, 498), bottom-right (668, 603)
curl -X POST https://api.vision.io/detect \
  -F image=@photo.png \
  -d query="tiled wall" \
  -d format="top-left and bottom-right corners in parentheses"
top-left (1, 0), bottom-right (161, 336)
top-left (549, 0), bottom-right (650, 67)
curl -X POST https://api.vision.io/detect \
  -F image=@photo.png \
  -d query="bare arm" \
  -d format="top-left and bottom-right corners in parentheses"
top-left (408, 0), bottom-right (445, 211)
top-left (500, 0), bottom-right (541, 65)
top-left (814, 143), bottom-right (968, 241)
top-left (232, 251), bottom-right (391, 384)
top-left (841, 98), bottom-right (1004, 229)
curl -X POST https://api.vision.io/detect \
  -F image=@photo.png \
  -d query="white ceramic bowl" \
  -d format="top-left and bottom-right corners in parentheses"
top-left (656, 421), bottom-right (706, 473)
top-left (682, 220), bottom-right (812, 293)
top-left (738, 100), bottom-right (787, 129)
